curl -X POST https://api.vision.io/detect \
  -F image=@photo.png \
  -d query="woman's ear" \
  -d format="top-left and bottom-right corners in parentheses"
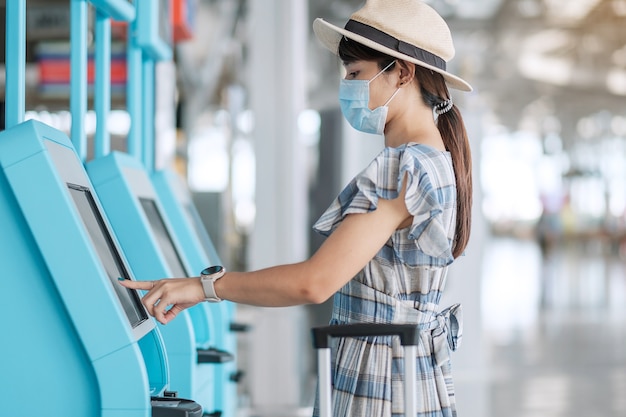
top-left (397, 61), bottom-right (416, 87)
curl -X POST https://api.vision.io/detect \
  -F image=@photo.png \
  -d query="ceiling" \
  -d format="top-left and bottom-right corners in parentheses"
top-left (309, 0), bottom-right (505, 22)
top-left (466, 0), bottom-right (626, 136)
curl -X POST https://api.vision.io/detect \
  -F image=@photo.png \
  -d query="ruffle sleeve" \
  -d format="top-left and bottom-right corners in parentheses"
top-left (396, 147), bottom-right (456, 266)
top-left (312, 145), bottom-right (456, 267)
top-left (311, 160), bottom-right (381, 236)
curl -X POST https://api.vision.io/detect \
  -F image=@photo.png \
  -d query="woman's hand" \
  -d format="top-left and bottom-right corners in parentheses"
top-left (119, 277), bottom-right (205, 325)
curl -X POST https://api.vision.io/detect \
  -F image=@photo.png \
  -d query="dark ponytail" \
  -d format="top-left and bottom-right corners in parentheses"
top-left (415, 65), bottom-right (472, 258)
top-left (436, 102), bottom-right (472, 258)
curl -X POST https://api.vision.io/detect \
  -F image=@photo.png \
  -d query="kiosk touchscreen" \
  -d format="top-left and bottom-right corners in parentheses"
top-left (137, 193), bottom-right (226, 349)
top-left (0, 120), bottom-right (201, 417)
top-left (139, 197), bottom-right (187, 279)
top-left (87, 151), bottom-right (232, 416)
top-left (139, 193), bottom-right (235, 356)
top-left (153, 169), bottom-right (242, 417)
top-left (68, 183), bottom-right (149, 330)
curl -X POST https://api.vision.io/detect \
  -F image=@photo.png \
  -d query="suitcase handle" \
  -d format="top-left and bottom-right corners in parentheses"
top-left (312, 323), bottom-right (419, 417)
top-left (311, 323), bottom-right (419, 349)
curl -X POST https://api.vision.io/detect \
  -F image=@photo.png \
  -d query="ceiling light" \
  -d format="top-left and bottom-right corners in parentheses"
top-left (519, 54), bottom-right (572, 85)
top-left (612, 46), bottom-right (626, 67)
top-left (518, 30), bottom-right (574, 85)
top-left (606, 68), bottom-right (626, 95)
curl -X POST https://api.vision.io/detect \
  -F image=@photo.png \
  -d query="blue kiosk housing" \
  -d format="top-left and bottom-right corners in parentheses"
top-left (83, 0), bottom-right (235, 413)
top-left (87, 152), bottom-right (234, 416)
top-left (1, 0), bottom-right (232, 414)
top-left (0, 120), bottom-right (201, 417)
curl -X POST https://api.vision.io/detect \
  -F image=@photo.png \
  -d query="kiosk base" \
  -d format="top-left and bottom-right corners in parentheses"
top-left (151, 396), bottom-right (203, 417)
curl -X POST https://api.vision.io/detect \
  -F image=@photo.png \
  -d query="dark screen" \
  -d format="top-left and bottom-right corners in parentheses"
top-left (139, 198), bottom-right (188, 278)
top-left (185, 204), bottom-right (217, 260)
top-left (68, 183), bottom-right (148, 328)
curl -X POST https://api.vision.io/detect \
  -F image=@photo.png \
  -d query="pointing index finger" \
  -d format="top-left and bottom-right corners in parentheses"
top-left (118, 277), bottom-right (153, 291)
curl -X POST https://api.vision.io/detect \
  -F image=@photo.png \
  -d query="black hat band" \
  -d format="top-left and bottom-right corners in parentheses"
top-left (344, 19), bottom-right (447, 71)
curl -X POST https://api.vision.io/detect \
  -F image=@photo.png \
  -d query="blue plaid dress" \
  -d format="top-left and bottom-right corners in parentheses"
top-left (312, 143), bottom-right (463, 417)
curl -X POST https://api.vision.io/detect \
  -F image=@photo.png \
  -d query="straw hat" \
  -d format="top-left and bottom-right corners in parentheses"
top-left (313, 0), bottom-right (472, 92)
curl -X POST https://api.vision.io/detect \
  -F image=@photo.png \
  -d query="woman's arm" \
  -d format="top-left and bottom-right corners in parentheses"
top-left (120, 185), bottom-right (410, 324)
top-left (216, 193), bottom-right (410, 306)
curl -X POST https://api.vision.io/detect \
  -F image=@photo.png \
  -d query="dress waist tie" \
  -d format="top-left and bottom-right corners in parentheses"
top-left (420, 303), bottom-right (463, 366)
top-left (332, 280), bottom-right (463, 367)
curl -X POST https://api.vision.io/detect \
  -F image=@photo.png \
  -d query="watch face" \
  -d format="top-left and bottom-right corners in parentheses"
top-left (201, 265), bottom-right (223, 276)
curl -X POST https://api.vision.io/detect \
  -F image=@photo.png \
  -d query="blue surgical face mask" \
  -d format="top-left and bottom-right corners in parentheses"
top-left (339, 60), bottom-right (401, 135)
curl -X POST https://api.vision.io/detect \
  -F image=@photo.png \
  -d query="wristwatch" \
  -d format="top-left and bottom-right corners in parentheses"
top-left (200, 265), bottom-right (226, 302)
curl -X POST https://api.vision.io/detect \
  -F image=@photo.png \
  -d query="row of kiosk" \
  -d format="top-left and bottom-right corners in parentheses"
top-left (0, 1), bottom-right (242, 416)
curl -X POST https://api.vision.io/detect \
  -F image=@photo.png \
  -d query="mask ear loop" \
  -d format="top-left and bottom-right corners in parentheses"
top-left (368, 60), bottom-right (397, 84)
top-left (383, 87), bottom-right (402, 106)
top-left (382, 62), bottom-right (405, 106)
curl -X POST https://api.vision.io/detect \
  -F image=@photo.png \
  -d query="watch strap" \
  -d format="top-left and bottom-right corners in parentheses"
top-left (200, 266), bottom-right (225, 302)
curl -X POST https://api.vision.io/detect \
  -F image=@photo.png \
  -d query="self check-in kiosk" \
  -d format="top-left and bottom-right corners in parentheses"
top-left (153, 169), bottom-right (243, 417)
top-left (87, 152), bottom-right (233, 416)
top-left (0, 120), bottom-right (202, 417)
top-left (82, 1), bottom-right (232, 414)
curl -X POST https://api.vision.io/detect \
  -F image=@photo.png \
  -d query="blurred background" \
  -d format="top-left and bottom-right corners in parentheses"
top-left (4, 0), bottom-right (626, 416)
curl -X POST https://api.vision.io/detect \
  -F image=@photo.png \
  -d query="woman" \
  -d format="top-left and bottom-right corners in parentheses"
top-left (121, 0), bottom-right (472, 415)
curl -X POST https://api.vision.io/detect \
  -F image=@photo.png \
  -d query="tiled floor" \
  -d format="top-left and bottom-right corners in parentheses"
top-left (460, 237), bottom-right (626, 417)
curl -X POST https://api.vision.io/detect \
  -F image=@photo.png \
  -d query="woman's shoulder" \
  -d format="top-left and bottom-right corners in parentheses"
top-left (403, 143), bottom-right (454, 182)
top-left (371, 143), bottom-right (454, 183)
top-left (375, 142), bottom-right (451, 162)
top-left (399, 142), bottom-right (451, 162)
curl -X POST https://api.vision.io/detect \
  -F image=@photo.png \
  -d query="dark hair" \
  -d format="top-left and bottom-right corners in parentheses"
top-left (338, 37), bottom-right (472, 258)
